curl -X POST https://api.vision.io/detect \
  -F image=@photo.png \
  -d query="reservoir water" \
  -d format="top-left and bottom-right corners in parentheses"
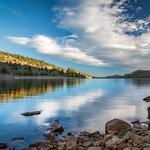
top-left (0, 78), bottom-right (150, 149)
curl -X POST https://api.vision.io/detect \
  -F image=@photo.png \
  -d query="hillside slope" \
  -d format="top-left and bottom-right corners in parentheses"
top-left (0, 51), bottom-right (92, 78)
top-left (124, 70), bottom-right (150, 78)
top-left (105, 70), bottom-right (150, 78)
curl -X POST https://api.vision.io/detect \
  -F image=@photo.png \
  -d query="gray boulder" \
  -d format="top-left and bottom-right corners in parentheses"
top-left (105, 118), bottom-right (131, 133)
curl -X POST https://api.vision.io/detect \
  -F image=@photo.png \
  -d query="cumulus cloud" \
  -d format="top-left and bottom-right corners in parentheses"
top-left (6, 0), bottom-right (150, 69)
top-left (6, 35), bottom-right (106, 66)
top-left (53, 0), bottom-right (150, 69)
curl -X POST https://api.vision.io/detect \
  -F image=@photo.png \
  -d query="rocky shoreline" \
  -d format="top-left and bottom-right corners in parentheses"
top-left (27, 118), bottom-right (150, 150)
top-left (1, 119), bottom-right (150, 150)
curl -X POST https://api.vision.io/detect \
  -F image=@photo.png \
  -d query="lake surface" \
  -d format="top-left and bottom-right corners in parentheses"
top-left (0, 78), bottom-right (150, 149)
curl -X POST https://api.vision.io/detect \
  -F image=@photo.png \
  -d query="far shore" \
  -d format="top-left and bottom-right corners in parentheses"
top-left (0, 74), bottom-right (89, 80)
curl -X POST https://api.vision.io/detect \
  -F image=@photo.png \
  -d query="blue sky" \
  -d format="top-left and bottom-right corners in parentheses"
top-left (0, 0), bottom-right (150, 76)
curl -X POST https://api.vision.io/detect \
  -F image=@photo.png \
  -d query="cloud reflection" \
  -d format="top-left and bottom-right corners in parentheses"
top-left (36, 89), bottom-right (103, 124)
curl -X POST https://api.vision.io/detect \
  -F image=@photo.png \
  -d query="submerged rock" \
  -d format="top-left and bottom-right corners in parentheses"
top-left (21, 110), bottom-right (42, 116)
top-left (87, 147), bottom-right (102, 150)
top-left (11, 137), bottom-right (25, 142)
top-left (0, 143), bottom-right (7, 149)
top-left (143, 96), bottom-right (150, 102)
top-left (50, 120), bottom-right (64, 133)
top-left (105, 118), bottom-right (131, 133)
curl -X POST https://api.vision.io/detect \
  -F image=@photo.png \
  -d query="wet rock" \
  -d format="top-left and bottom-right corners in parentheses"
top-left (57, 141), bottom-right (66, 150)
top-left (141, 120), bottom-right (150, 129)
top-left (50, 120), bottom-right (64, 133)
top-left (0, 143), bottom-right (7, 149)
top-left (87, 147), bottom-right (102, 150)
top-left (131, 119), bottom-right (140, 125)
top-left (144, 148), bottom-right (150, 150)
top-left (11, 137), bottom-right (25, 142)
top-left (116, 130), bottom-right (128, 138)
top-left (29, 141), bottom-right (57, 150)
top-left (143, 96), bottom-right (150, 102)
top-left (29, 147), bottom-right (37, 150)
top-left (105, 135), bottom-right (121, 149)
top-left (133, 123), bottom-right (149, 130)
top-left (9, 145), bottom-right (15, 150)
top-left (121, 131), bottom-right (145, 145)
top-left (123, 148), bottom-right (133, 150)
top-left (89, 131), bottom-right (102, 138)
top-left (105, 118), bottom-right (131, 133)
top-left (79, 131), bottom-right (102, 142)
top-left (147, 107), bottom-right (150, 119)
top-left (65, 135), bottom-right (78, 150)
top-left (79, 131), bottom-right (91, 137)
top-left (21, 110), bottom-right (42, 116)
top-left (43, 131), bottom-right (56, 140)
top-left (82, 141), bottom-right (92, 147)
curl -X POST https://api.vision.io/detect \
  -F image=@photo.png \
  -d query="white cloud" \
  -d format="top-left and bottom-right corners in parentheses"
top-left (53, 0), bottom-right (150, 69)
top-left (6, 0), bottom-right (150, 69)
top-left (7, 36), bottom-right (30, 45)
top-left (6, 35), bottom-right (106, 66)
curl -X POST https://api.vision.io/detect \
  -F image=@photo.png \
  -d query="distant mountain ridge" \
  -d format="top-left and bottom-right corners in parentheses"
top-left (123, 70), bottom-right (150, 78)
top-left (0, 51), bottom-right (92, 78)
top-left (106, 70), bottom-right (150, 78)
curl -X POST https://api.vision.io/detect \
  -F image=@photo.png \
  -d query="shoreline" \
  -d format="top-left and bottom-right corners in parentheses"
top-left (0, 74), bottom-right (88, 80)
top-left (1, 118), bottom-right (150, 150)
top-left (5, 118), bottom-right (148, 150)
top-left (28, 118), bottom-right (150, 150)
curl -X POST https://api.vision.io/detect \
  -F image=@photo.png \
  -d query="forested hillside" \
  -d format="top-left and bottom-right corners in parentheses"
top-left (0, 51), bottom-right (92, 78)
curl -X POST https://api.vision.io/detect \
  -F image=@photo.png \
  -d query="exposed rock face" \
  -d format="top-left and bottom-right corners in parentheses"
top-left (143, 96), bottom-right (150, 102)
top-left (105, 118), bottom-right (131, 133)
top-left (0, 143), bottom-right (7, 149)
top-left (21, 110), bottom-right (42, 116)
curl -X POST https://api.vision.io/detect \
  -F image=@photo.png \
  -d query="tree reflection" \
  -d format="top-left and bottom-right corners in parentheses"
top-left (65, 78), bottom-right (85, 88)
top-left (0, 79), bottom-right (85, 101)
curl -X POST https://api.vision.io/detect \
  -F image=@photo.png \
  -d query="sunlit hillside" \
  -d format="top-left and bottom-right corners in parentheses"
top-left (0, 51), bottom-right (92, 78)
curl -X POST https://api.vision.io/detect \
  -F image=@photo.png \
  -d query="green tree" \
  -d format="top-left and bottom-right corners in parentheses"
top-left (0, 67), bottom-right (7, 74)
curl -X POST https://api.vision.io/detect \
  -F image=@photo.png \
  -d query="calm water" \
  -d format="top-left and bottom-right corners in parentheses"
top-left (0, 78), bottom-right (150, 149)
